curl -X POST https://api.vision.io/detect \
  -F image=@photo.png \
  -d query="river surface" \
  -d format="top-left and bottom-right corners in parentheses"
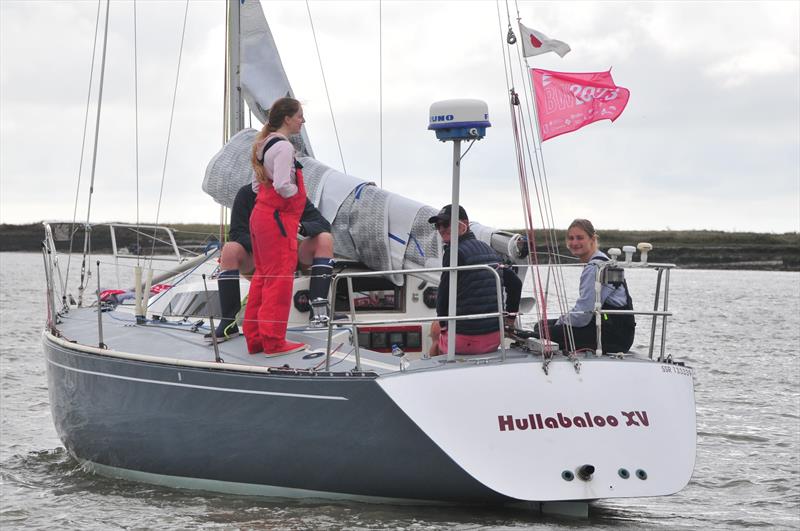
top-left (1, 252), bottom-right (798, 529)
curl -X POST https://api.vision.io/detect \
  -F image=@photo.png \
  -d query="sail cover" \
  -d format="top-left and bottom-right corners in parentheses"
top-left (240, 0), bottom-right (313, 157)
top-left (203, 129), bottom-right (439, 285)
top-left (202, 129), bottom-right (257, 208)
top-left (203, 132), bottom-right (526, 286)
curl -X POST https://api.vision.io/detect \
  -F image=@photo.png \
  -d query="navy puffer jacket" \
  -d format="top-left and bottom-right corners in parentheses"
top-left (437, 231), bottom-right (503, 335)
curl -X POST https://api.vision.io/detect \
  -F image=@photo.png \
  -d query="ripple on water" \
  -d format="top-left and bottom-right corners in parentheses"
top-left (697, 431), bottom-right (770, 443)
top-left (2, 259), bottom-right (799, 530)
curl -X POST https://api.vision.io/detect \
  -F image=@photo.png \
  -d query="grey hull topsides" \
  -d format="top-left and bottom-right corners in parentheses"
top-left (44, 335), bottom-right (506, 503)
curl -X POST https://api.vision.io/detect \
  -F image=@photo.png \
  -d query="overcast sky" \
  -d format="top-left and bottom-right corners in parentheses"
top-left (1, 0), bottom-right (798, 232)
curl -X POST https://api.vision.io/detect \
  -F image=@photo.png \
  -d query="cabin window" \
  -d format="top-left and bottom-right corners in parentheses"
top-left (162, 293), bottom-right (221, 318)
top-left (356, 325), bottom-right (423, 352)
top-left (334, 276), bottom-right (404, 313)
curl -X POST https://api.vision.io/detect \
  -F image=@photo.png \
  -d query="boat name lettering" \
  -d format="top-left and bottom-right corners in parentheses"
top-left (497, 410), bottom-right (650, 432)
top-left (430, 114), bottom-right (455, 123)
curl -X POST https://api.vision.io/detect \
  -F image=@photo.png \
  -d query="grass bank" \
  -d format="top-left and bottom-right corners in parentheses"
top-left (2, 222), bottom-right (797, 271)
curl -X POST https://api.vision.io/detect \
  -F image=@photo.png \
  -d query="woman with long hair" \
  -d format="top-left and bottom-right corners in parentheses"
top-left (539, 219), bottom-right (635, 354)
top-left (242, 97), bottom-right (309, 355)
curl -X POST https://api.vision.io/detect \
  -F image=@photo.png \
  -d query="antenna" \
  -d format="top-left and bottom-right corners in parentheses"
top-left (427, 99), bottom-right (491, 362)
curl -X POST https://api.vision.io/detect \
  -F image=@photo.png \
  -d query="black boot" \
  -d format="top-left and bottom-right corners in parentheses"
top-left (309, 258), bottom-right (333, 327)
top-left (205, 269), bottom-right (241, 341)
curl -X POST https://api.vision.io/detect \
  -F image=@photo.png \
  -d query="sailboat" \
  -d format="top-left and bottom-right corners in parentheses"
top-left (40, 0), bottom-right (695, 515)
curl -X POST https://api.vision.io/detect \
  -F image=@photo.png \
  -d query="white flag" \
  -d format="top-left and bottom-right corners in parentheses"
top-left (519, 23), bottom-right (571, 58)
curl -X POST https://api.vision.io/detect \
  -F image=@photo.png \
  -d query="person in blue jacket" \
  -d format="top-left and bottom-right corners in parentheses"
top-left (428, 204), bottom-right (522, 356)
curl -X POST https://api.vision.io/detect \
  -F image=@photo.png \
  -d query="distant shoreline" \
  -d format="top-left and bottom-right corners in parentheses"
top-left (2, 222), bottom-right (798, 271)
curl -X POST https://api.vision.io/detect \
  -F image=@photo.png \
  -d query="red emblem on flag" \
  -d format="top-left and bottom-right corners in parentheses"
top-left (529, 34), bottom-right (542, 48)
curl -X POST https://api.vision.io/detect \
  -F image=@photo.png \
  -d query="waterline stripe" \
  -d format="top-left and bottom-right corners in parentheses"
top-left (81, 459), bottom-right (447, 506)
top-left (47, 359), bottom-right (347, 401)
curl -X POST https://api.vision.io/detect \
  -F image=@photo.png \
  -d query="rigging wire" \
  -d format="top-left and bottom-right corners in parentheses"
top-left (133, 0), bottom-right (141, 266)
top-left (64, 0), bottom-right (102, 298)
top-left (379, 0), bottom-right (383, 188)
top-left (78, 0), bottom-right (112, 306)
top-left (494, 0), bottom-right (514, 92)
top-left (498, 0), bottom-right (577, 353)
top-left (513, 0), bottom-right (562, 261)
top-left (496, 0), bottom-right (544, 325)
top-left (305, 0), bottom-right (347, 174)
top-left (148, 0), bottom-right (190, 265)
top-left (510, 29), bottom-right (575, 352)
top-left (509, 0), bottom-right (574, 349)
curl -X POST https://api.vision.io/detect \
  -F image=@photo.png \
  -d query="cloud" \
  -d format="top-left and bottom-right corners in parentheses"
top-left (0, 1), bottom-right (798, 233)
top-left (707, 46), bottom-right (799, 87)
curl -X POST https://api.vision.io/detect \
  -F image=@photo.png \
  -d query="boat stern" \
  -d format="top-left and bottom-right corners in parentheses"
top-left (378, 357), bottom-right (696, 502)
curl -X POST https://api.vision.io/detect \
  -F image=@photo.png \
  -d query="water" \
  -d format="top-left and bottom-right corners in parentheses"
top-left (1, 252), bottom-right (799, 529)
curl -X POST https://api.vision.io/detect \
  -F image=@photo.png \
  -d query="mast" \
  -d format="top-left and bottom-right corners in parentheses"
top-left (220, 0), bottom-right (245, 245)
top-left (226, 0), bottom-right (245, 140)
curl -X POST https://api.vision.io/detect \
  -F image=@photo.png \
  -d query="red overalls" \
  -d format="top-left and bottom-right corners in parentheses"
top-left (243, 142), bottom-right (307, 354)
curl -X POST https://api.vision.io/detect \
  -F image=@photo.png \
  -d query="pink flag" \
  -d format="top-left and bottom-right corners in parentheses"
top-left (531, 69), bottom-right (630, 141)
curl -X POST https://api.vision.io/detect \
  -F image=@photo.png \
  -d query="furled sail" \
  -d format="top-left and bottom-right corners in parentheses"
top-left (203, 130), bottom-right (527, 286)
top-left (239, 0), bottom-right (313, 157)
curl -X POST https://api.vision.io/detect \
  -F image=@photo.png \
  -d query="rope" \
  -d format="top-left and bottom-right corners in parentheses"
top-left (497, 0), bottom-right (579, 354)
top-left (510, 0), bottom-right (575, 351)
top-left (509, 94), bottom-right (553, 348)
top-left (496, 1), bottom-right (556, 338)
top-left (305, 0), bottom-right (347, 173)
top-left (64, 0), bottom-right (102, 297)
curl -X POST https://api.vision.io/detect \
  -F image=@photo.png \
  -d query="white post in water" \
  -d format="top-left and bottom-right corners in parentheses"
top-left (428, 99), bottom-right (491, 362)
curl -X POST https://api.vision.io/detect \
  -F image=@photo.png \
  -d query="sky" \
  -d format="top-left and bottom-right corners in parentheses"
top-left (1, 0), bottom-right (798, 233)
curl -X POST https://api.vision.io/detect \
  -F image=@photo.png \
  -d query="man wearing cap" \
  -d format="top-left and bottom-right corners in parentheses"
top-left (428, 204), bottom-right (522, 356)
